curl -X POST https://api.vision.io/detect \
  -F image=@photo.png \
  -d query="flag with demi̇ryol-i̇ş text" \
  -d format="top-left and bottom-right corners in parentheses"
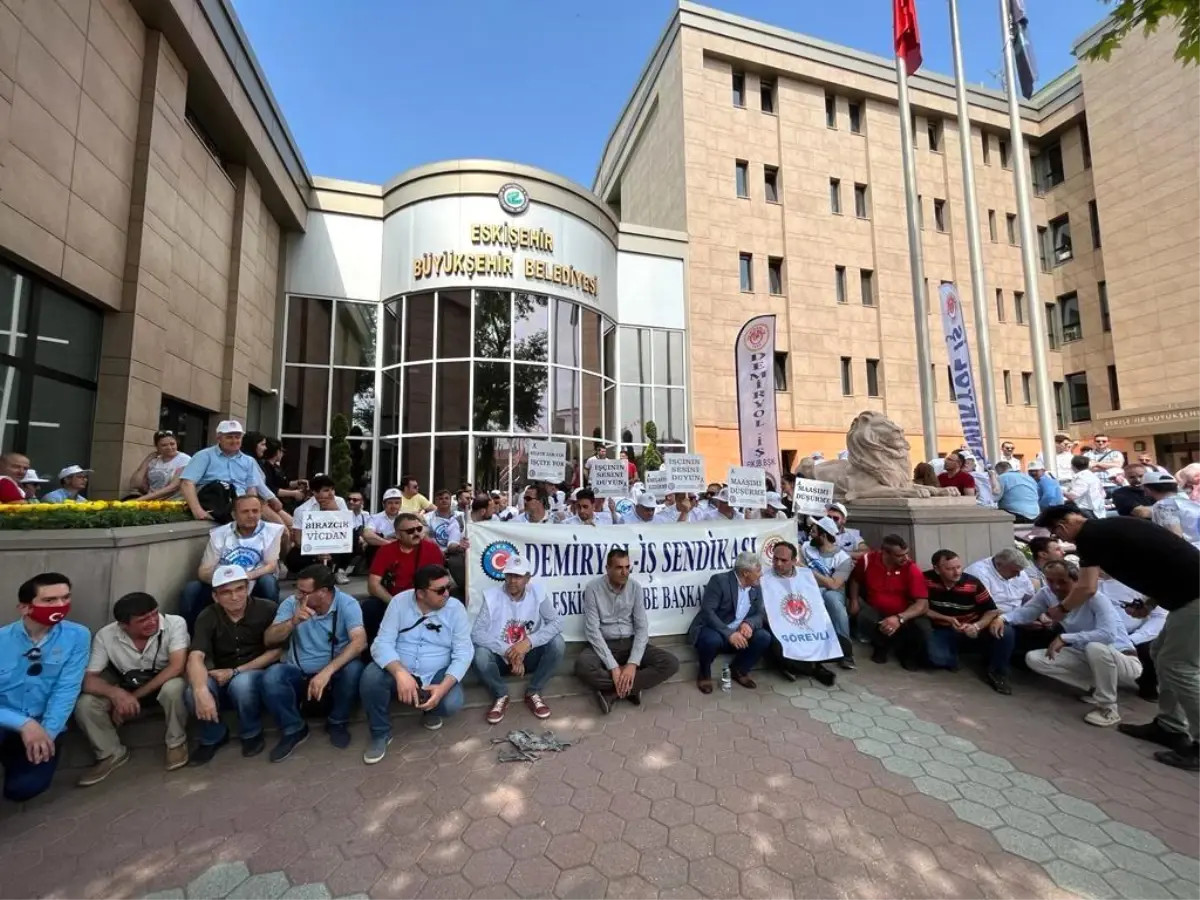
top-left (893, 0), bottom-right (923, 76)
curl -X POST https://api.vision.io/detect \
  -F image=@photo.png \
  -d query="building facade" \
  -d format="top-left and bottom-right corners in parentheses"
top-left (1, 0), bottom-right (1195, 504)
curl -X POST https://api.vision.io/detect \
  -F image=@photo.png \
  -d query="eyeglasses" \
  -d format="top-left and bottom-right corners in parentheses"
top-left (423, 620), bottom-right (444, 632)
top-left (399, 527), bottom-right (424, 535)
top-left (24, 647), bottom-right (42, 677)
top-left (427, 585), bottom-right (451, 597)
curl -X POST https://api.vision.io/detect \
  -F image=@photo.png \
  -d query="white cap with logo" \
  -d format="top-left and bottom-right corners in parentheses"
top-left (382, 488), bottom-right (404, 501)
top-left (57, 465), bottom-right (92, 480)
top-left (637, 493), bottom-right (658, 509)
top-left (828, 502), bottom-right (848, 518)
top-left (21, 469), bottom-right (49, 484)
top-left (502, 554), bottom-right (534, 577)
top-left (216, 420), bottom-right (245, 435)
top-left (212, 564), bottom-right (249, 588)
top-left (766, 491), bottom-right (787, 510)
top-left (814, 516), bottom-right (840, 539)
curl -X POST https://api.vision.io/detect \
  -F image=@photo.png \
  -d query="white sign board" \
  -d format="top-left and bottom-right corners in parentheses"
top-left (665, 454), bottom-right (705, 493)
top-left (300, 510), bottom-right (353, 556)
top-left (645, 469), bottom-right (673, 499)
top-left (589, 459), bottom-right (630, 498)
top-left (527, 440), bottom-right (567, 483)
top-left (792, 478), bottom-right (837, 516)
top-left (727, 466), bottom-right (767, 509)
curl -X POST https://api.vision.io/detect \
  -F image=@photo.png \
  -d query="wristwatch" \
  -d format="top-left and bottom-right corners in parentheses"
top-left (896, 614), bottom-right (906, 625)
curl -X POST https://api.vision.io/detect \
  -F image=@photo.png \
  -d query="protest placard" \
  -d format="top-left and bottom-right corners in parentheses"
top-left (664, 454), bottom-right (705, 493)
top-left (727, 466), bottom-right (767, 509)
top-left (645, 469), bottom-right (673, 499)
top-left (792, 478), bottom-right (836, 516)
top-left (300, 510), bottom-right (353, 555)
top-left (589, 459), bottom-right (630, 497)
top-left (527, 440), bottom-right (566, 483)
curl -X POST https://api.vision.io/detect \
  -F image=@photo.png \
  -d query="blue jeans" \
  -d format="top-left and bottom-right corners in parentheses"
top-left (360, 662), bottom-right (464, 738)
top-left (695, 626), bottom-right (772, 678)
top-left (180, 575), bottom-right (279, 633)
top-left (261, 660), bottom-right (365, 736)
top-left (926, 624), bottom-right (1016, 675)
top-left (822, 589), bottom-right (851, 640)
top-left (1, 730), bottom-right (59, 802)
top-left (473, 635), bottom-right (566, 700)
top-left (184, 671), bottom-right (267, 745)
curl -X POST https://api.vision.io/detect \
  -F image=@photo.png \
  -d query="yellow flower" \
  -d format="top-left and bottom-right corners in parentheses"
top-left (92, 501), bottom-right (110, 511)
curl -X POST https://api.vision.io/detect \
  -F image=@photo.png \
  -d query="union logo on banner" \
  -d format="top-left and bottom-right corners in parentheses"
top-left (744, 323), bottom-right (771, 351)
top-left (781, 593), bottom-right (811, 626)
top-left (481, 541), bottom-right (518, 581)
top-left (945, 291), bottom-right (958, 319)
top-left (759, 533), bottom-right (787, 566)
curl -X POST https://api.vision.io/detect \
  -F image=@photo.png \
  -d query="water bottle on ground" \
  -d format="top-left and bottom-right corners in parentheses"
top-left (720, 666), bottom-right (732, 693)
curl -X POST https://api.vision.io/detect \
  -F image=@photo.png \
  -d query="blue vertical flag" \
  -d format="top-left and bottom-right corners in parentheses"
top-left (1010, 0), bottom-right (1038, 99)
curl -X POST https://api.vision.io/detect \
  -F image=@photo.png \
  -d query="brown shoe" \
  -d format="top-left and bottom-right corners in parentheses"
top-left (166, 744), bottom-right (189, 771)
top-left (731, 670), bottom-right (758, 689)
top-left (77, 747), bottom-right (130, 787)
top-left (697, 677), bottom-right (714, 694)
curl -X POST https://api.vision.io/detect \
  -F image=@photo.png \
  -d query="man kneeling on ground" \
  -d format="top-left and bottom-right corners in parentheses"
top-left (848, 534), bottom-right (931, 669)
top-left (75, 592), bottom-right (190, 783)
top-left (262, 565), bottom-right (367, 762)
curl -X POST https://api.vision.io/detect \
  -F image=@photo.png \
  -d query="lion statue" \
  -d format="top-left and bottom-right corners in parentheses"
top-left (797, 411), bottom-right (960, 501)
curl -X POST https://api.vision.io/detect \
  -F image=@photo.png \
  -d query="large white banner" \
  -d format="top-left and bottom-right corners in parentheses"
top-left (735, 315), bottom-right (782, 489)
top-left (467, 518), bottom-right (799, 640)
top-left (939, 283), bottom-right (987, 465)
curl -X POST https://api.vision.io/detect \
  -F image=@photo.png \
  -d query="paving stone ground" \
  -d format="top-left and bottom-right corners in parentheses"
top-left (0, 662), bottom-right (1195, 899)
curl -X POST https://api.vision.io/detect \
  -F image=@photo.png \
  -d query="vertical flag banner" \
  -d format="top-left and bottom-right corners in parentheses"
top-left (938, 283), bottom-right (987, 464)
top-left (734, 315), bottom-right (781, 489)
top-left (1009, 0), bottom-right (1038, 99)
top-left (893, 0), bottom-right (923, 75)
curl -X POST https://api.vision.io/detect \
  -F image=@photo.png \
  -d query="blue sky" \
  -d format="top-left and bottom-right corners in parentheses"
top-left (231, 0), bottom-right (1109, 188)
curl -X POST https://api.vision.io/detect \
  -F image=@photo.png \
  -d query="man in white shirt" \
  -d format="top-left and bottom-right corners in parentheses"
top-left (763, 492), bottom-right (789, 520)
top-left (74, 593), bottom-right (190, 782)
top-left (655, 492), bottom-right (703, 524)
top-left (616, 493), bottom-right (660, 524)
top-left (582, 445), bottom-right (608, 485)
top-left (998, 441), bottom-right (1022, 471)
top-left (802, 516), bottom-right (856, 669)
top-left (826, 503), bottom-right (867, 561)
top-left (564, 489), bottom-right (611, 526)
top-left (515, 488), bottom-right (553, 524)
top-left (1099, 575), bottom-right (1167, 701)
top-left (1066, 455), bottom-right (1107, 518)
top-left (704, 488), bottom-right (743, 522)
top-left (1054, 433), bottom-right (1077, 482)
top-left (1086, 434), bottom-right (1125, 485)
top-left (425, 489), bottom-right (465, 553)
top-left (965, 548), bottom-right (1038, 615)
top-left (363, 488), bottom-right (405, 551)
top-left (1141, 469), bottom-right (1200, 545)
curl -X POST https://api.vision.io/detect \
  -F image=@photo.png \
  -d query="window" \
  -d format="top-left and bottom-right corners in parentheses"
top-left (768, 257), bottom-right (784, 295)
top-left (825, 93), bottom-right (837, 128)
top-left (931, 364), bottom-right (938, 400)
top-left (1014, 291), bottom-right (1025, 325)
top-left (999, 138), bottom-right (1010, 168)
top-left (1046, 302), bottom-right (1060, 350)
top-left (1050, 214), bottom-right (1073, 264)
top-left (1003, 370), bottom-right (1012, 405)
top-left (854, 183), bottom-right (869, 219)
top-left (927, 118), bottom-right (942, 152)
top-left (982, 133), bottom-right (991, 165)
top-left (829, 178), bottom-right (842, 214)
top-left (774, 352), bottom-right (788, 391)
top-left (946, 365), bottom-right (955, 397)
top-left (245, 387), bottom-right (268, 434)
top-left (860, 269), bottom-right (875, 306)
top-left (1065, 371), bottom-right (1091, 422)
top-left (995, 288), bottom-right (1006, 322)
top-left (1081, 122), bottom-right (1092, 169)
top-left (835, 266), bottom-right (847, 303)
top-left (1006, 213), bottom-right (1017, 245)
top-left (735, 160), bottom-right (749, 198)
top-left (1037, 226), bottom-right (1051, 272)
top-left (1033, 142), bottom-right (1064, 193)
top-left (732, 71), bottom-right (745, 107)
top-left (848, 101), bottom-right (862, 133)
top-left (1099, 281), bottom-right (1110, 332)
top-left (760, 79), bottom-right (776, 114)
top-left (934, 199), bottom-right (947, 232)
top-left (739, 253), bottom-right (753, 292)
top-left (764, 165), bottom-right (779, 203)
top-left (917, 194), bottom-right (925, 230)
top-left (1054, 381), bottom-right (1068, 429)
top-left (1089, 200), bottom-right (1102, 248)
top-left (1059, 292), bottom-right (1082, 342)
top-left (1021, 372), bottom-right (1032, 406)
top-left (1108, 364), bottom-right (1120, 411)
top-left (911, 115), bottom-right (919, 148)
top-left (866, 359), bottom-right (881, 397)
top-left (160, 396), bottom-right (212, 457)
top-left (840, 357), bottom-right (853, 395)
top-left (988, 209), bottom-right (997, 242)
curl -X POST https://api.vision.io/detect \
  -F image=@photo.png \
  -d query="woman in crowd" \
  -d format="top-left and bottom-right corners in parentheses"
top-left (1176, 463), bottom-right (1200, 502)
top-left (126, 430), bottom-right (192, 500)
top-left (259, 439), bottom-right (307, 508)
top-left (913, 462), bottom-right (941, 489)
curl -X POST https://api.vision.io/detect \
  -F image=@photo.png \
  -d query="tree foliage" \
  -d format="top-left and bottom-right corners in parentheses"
top-left (1082, 0), bottom-right (1198, 66)
top-left (330, 413), bottom-right (354, 497)
top-left (639, 420), bottom-right (663, 477)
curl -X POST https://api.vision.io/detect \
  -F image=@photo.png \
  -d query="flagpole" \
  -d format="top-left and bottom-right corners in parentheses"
top-left (999, 0), bottom-right (1057, 471)
top-left (896, 56), bottom-right (938, 462)
top-left (948, 0), bottom-right (1000, 464)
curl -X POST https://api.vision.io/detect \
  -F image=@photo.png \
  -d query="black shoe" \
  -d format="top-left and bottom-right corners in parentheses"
top-left (269, 725), bottom-right (309, 762)
top-left (987, 671), bottom-right (1012, 695)
top-left (627, 691), bottom-right (642, 707)
top-left (1154, 743), bottom-right (1200, 771)
top-left (327, 723), bottom-right (351, 749)
top-left (899, 656), bottom-right (920, 672)
top-left (812, 665), bottom-right (836, 687)
top-left (595, 691), bottom-right (613, 715)
top-left (838, 656), bottom-right (856, 670)
top-left (241, 734), bottom-right (266, 758)
top-left (188, 732), bottom-right (230, 766)
top-left (871, 647), bottom-right (888, 664)
top-left (1118, 719), bottom-right (1193, 752)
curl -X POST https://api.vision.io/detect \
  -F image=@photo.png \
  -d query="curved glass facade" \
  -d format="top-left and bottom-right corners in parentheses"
top-left (280, 289), bottom-right (687, 504)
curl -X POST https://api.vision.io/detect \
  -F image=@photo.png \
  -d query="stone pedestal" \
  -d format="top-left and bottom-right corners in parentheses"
top-left (844, 498), bottom-right (1015, 568)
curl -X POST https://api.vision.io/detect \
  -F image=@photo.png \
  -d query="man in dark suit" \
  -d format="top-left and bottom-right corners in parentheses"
top-left (687, 551), bottom-right (772, 693)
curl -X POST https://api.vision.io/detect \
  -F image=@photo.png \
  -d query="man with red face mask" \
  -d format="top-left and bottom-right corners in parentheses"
top-left (0, 573), bottom-right (90, 801)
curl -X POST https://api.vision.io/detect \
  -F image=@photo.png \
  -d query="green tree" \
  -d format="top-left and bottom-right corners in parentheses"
top-left (330, 413), bottom-right (353, 497)
top-left (1082, 0), bottom-right (1198, 66)
top-left (639, 420), bottom-right (663, 478)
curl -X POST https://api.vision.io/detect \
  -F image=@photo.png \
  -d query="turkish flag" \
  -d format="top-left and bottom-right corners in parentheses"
top-left (893, 0), bottom-right (923, 76)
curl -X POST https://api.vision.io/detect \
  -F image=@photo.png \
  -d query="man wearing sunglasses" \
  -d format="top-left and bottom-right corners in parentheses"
top-left (0, 573), bottom-right (89, 801)
top-left (363, 513), bottom-right (445, 647)
top-left (360, 564), bottom-right (472, 763)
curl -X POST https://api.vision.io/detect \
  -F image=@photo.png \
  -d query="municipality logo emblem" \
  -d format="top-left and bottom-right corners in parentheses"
top-left (482, 541), bottom-right (519, 581)
top-left (498, 183), bottom-right (529, 215)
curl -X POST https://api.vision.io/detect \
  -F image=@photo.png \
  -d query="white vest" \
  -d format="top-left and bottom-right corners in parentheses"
top-left (483, 584), bottom-right (549, 647)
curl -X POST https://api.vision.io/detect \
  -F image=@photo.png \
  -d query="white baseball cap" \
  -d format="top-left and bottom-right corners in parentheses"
top-left (502, 554), bottom-right (534, 577)
top-left (828, 502), bottom-right (848, 518)
top-left (766, 491), bottom-right (787, 510)
top-left (382, 488), bottom-right (403, 501)
top-left (20, 469), bottom-right (48, 484)
top-left (1142, 469), bottom-right (1178, 487)
top-left (57, 465), bottom-right (92, 480)
top-left (570, 487), bottom-right (583, 501)
top-left (715, 488), bottom-right (731, 503)
top-left (637, 493), bottom-right (658, 509)
top-left (1027, 456), bottom-right (1046, 472)
top-left (212, 564), bottom-right (249, 588)
top-left (814, 516), bottom-right (840, 539)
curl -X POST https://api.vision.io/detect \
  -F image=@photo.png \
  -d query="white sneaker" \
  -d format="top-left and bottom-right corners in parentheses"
top-left (1084, 707), bottom-right (1121, 727)
top-left (334, 570), bottom-right (350, 585)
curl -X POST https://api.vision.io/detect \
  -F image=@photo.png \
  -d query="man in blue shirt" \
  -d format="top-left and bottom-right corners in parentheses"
top-left (41, 466), bottom-right (91, 504)
top-left (180, 420), bottom-right (277, 521)
top-left (994, 461), bottom-right (1041, 523)
top-left (1027, 458), bottom-right (1065, 510)
top-left (359, 564), bottom-right (472, 764)
top-left (262, 565), bottom-right (367, 762)
top-left (0, 573), bottom-right (90, 800)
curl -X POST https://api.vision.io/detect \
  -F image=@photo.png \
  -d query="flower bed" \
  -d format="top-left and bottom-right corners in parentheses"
top-left (0, 499), bottom-right (192, 530)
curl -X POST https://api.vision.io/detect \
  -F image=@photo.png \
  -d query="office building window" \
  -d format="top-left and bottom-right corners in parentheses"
top-left (1033, 142), bottom-right (1064, 193)
top-left (854, 183), bottom-right (869, 219)
top-left (988, 209), bottom-right (997, 242)
top-left (1002, 370), bottom-right (1012, 405)
top-left (860, 269), bottom-right (875, 307)
top-left (1054, 381), bottom-right (1068, 430)
top-left (160, 396), bottom-right (212, 457)
top-left (1107, 364), bottom-right (1120, 411)
top-left (1098, 281), bottom-right (1110, 332)
top-left (739, 253), bottom-right (753, 292)
top-left (760, 79), bottom-right (776, 114)
top-left (829, 178), bottom-right (842, 214)
top-left (931, 364), bottom-right (938, 401)
top-left (1014, 291), bottom-right (1025, 325)
top-left (1037, 226), bottom-right (1051, 273)
top-left (999, 138), bottom-right (1010, 168)
top-left (927, 119), bottom-right (942, 152)
top-left (934, 199), bottom-right (947, 232)
top-left (1065, 372), bottom-right (1091, 422)
top-left (1050, 214), bottom-right (1073, 264)
top-left (735, 160), bottom-right (749, 198)
top-left (866, 359), bottom-right (881, 397)
top-left (982, 133), bottom-right (991, 165)
top-left (1046, 302), bottom-right (1061, 350)
top-left (768, 257), bottom-right (784, 295)
top-left (774, 352), bottom-right (788, 391)
top-left (840, 357), bottom-right (853, 395)
top-left (764, 165), bottom-right (780, 203)
top-left (1006, 213), bottom-right (1017, 245)
top-left (1021, 372), bottom-right (1032, 406)
top-left (1059, 292), bottom-right (1082, 342)
top-left (848, 101), bottom-right (862, 133)
top-left (732, 71), bottom-right (745, 107)
top-left (825, 93), bottom-right (837, 128)
top-left (835, 266), bottom-right (847, 303)
top-left (917, 195), bottom-right (924, 230)
top-left (996, 288), bottom-right (1006, 322)
top-left (1089, 200), bottom-right (1102, 249)
top-left (1081, 122), bottom-right (1092, 169)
